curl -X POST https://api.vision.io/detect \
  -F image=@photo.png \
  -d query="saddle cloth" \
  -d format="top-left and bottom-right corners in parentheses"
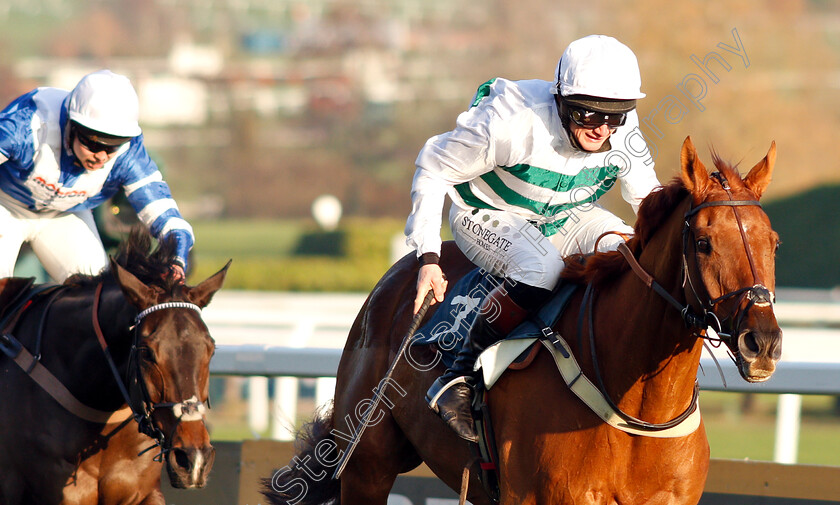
top-left (413, 267), bottom-right (577, 385)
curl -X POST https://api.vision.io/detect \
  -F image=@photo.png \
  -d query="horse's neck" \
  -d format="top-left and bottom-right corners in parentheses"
top-left (637, 200), bottom-right (691, 302)
top-left (97, 285), bottom-right (137, 353)
top-left (596, 197), bottom-right (702, 418)
top-left (56, 284), bottom-right (136, 406)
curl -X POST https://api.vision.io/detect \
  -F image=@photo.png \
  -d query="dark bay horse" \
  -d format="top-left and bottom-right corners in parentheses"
top-left (264, 137), bottom-right (782, 505)
top-left (0, 229), bottom-right (229, 505)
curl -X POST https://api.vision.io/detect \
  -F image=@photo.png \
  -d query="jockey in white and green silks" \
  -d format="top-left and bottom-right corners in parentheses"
top-left (406, 35), bottom-right (661, 442)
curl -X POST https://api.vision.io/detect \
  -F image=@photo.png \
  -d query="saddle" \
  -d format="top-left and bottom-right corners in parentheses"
top-left (471, 282), bottom-right (578, 503)
top-left (0, 277), bottom-right (64, 361)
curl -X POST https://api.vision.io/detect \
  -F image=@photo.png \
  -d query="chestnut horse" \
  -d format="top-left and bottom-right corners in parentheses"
top-left (0, 229), bottom-right (229, 505)
top-left (264, 137), bottom-right (781, 505)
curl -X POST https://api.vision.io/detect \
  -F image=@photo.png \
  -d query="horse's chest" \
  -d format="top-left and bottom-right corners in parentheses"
top-left (537, 437), bottom-right (707, 505)
top-left (63, 462), bottom-right (161, 505)
top-left (559, 484), bottom-right (700, 505)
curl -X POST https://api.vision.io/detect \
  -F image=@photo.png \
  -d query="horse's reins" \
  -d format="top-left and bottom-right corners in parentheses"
top-left (92, 282), bottom-right (206, 460)
top-left (574, 281), bottom-right (699, 432)
top-left (582, 172), bottom-right (769, 432)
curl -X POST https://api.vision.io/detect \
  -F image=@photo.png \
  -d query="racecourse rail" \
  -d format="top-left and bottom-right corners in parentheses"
top-left (202, 287), bottom-right (840, 466)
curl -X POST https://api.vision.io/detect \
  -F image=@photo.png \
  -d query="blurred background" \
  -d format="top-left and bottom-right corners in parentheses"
top-left (4, 0), bottom-right (840, 290)
top-left (3, 0), bottom-right (840, 467)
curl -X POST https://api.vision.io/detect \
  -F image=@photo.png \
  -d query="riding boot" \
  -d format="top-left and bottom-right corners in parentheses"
top-left (426, 283), bottom-right (531, 442)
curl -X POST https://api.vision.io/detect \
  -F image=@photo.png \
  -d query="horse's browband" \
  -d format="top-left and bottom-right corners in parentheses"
top-left (684, 199), bottom-right (761, 218)
top-left (135, 301), bottom-right (201, 325)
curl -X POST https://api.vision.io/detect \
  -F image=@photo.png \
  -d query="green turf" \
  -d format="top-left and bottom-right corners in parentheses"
top-left (191, 219), bottom-right (305, 257)
top-left (187, 218), bottom-right (406, 291)
top-left (700, 392), bottom-right (840, 465)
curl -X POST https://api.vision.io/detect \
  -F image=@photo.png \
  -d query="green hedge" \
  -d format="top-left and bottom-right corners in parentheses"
top-left (188, 218), bottom-right (409, 291)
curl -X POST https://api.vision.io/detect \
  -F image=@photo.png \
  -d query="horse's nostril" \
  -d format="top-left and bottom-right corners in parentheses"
top-left (173, 448), bottom-right (192, 470)
top-left (741, 332), bottom-right (759, 355)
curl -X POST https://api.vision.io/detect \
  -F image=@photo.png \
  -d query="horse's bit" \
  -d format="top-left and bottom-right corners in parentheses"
top-left (92, 282), bottom-right (206, 460)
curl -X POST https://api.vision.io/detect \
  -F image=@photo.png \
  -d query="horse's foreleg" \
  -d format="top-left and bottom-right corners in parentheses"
top-left (339, 470), bottom-right (397, 505)
top-left (335, 402), bottom-right (421, 505)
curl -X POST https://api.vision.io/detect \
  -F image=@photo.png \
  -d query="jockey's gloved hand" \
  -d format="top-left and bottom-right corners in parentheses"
top-left (169, 264), bottom-right (186, 284)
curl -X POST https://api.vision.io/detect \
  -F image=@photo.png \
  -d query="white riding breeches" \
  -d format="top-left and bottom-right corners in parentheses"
top-left (449, 202), bottom-right (633, 291)
top-left (0, 190), bottom-right (108, 282)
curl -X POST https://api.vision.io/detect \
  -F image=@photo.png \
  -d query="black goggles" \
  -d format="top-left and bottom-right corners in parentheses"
top-left (75, 129), bottom-right (127, 155)
top-left (568, 106), bottom-right (627, 129)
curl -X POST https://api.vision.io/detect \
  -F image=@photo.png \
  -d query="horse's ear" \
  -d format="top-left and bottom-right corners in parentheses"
top-left (680, 136), bottom-right (711, 196)
top-left (187, 260), bottom-right (231, 308)
top-left (743, 141), bottom-right (776, 200)
top-left (110, 258), bottom-right (156, 308)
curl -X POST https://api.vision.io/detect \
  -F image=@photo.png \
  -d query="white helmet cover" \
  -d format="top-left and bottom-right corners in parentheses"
top-left (551, 35), bottom-right (645, 100)
top-left (67, 70), bottom-right (142, 137)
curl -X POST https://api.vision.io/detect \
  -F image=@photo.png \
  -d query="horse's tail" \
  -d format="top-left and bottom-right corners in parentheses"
top-left (261, 406), bottom-right (341, 505)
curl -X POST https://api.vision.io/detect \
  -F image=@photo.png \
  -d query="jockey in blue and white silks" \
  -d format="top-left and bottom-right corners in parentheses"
top-left (0, 69), bottom-right (193, 282)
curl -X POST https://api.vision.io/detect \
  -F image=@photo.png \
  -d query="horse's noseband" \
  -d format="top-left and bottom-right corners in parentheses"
top-left (747, 284), bottom-right (774, 306)
top-left (171, 396), bottom-right (207, 421)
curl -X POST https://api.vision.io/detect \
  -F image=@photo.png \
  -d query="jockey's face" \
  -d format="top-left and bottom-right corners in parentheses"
top-left (72, 136), bottom-right (120, 171)
top-left (569, 121), bottom-right (613, 152)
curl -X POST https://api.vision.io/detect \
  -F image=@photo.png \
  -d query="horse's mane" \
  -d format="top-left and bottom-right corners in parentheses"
top-left (64, 226), bottom-right (181, 292)
top-left (561, 155), bottom-right (743, 286)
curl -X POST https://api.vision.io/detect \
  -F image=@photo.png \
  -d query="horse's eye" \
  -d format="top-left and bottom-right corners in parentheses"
top-left (138, 347), bottom-right (156, 363)
top-left (775, 240), bottom-right (781, 252)
top-left (696, 237), bottom-right (712, 254)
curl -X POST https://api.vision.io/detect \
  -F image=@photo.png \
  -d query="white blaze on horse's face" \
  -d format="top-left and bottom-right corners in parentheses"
top-left (192, 450), bottom-right (204, 487)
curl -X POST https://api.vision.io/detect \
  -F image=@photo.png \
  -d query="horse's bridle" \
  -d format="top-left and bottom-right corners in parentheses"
top-left (617, 172), bottom-right (771, 339)
top-left (586, 172), bottom-right (769, 432)
top-left (680, 172), bottom-right (774, 342)
top-left (92, 283), bottom-right (207, 460)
